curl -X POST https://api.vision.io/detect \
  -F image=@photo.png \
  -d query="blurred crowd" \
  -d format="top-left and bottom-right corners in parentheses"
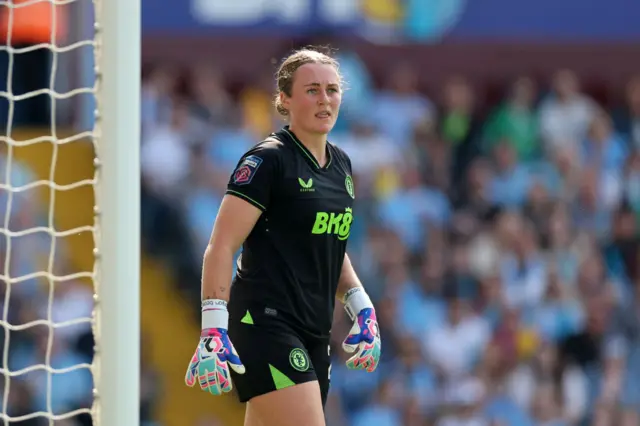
top-left (0, 131), bottom-right (159, 423)
top-left (140, 48), bottom-right (640, 426)
top-left (0, 156), bottom-right (95, 426)
top-left (0, 160), bottom-right (161, 426)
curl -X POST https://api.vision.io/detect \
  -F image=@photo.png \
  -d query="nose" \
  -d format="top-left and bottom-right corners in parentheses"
top-left (318, 89), bottom-right (330, 105)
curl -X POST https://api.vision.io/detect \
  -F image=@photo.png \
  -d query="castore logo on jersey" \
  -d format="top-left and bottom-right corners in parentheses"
top-left (298, 177), bottom-right (315, 192)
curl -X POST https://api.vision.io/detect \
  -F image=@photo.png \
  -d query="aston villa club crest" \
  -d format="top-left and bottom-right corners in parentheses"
top-left (345, 175), bottom-right (355, 199)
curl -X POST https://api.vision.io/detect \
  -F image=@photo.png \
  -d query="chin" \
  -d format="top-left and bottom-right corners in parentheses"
top-left (311, 120), bottom-right (336, 135)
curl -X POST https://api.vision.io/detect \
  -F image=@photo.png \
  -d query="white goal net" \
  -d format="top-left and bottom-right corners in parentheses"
top-left (0, 0), bottom-right (140, 425)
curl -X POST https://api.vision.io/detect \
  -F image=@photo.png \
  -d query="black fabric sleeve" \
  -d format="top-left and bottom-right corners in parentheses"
top-left (225, 142), bottom-right (281, 212)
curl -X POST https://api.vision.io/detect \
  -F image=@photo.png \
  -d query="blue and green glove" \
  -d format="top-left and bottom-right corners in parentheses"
top-left (185, 299), bottom-right (245, 395)
top-left (342, 287), bottom-right (381, 373)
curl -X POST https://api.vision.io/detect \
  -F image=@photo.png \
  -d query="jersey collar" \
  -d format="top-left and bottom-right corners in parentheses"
top-left (281, 126), bottom-right (332, 170)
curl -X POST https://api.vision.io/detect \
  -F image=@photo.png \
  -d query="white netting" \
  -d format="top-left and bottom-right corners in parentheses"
top-left (0, 0), bottom-right (98, 425)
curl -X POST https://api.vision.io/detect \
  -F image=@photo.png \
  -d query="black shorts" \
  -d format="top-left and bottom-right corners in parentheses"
top-left (227, 304), bottom-right (331, 407)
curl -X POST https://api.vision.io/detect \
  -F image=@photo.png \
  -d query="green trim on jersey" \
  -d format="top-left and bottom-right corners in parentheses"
top-left (226, 190), bottom-right (266, 211)
top-left (283, 127), bottom-right (332, 170)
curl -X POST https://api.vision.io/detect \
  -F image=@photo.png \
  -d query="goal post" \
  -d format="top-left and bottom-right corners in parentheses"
top-left (94, 0), bottom-right (140, 424)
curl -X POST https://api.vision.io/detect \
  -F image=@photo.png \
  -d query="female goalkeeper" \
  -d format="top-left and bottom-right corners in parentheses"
top-left (184, 47), bottom-right (381, 426)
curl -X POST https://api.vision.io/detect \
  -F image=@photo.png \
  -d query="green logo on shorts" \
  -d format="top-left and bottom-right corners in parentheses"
top-left (289, 348), bottom-right (309, 372)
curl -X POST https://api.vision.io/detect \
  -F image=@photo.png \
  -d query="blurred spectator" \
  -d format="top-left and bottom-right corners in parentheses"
top-left (141, 98), bottom-right (196, 198)
top-left (141, 65), bottom-right (177, 138)
top-left (350, 379), bottom-right (402, 426)
top-left (424, 289), bottom-right (490, 382)
top-left (623, 152), bottom-right (640, 213)
top-left (499, 220), bottom-right (547, 309)
top-left (378, 165), bottom-right (451, 255)
top-left (371, 63), bottom-right (434, 146)
top-left (483, 76), bottom-right (540, 163)
top-left (582, 111), bottom-right (628, 177)
top-left (437, 378), bottom-right (488, 426)
top-left (336, 120), bottom-right (403, 198)
top-left (613, 75), bottom-right (640, 150)
top-left (439, 75), bottom-right (483, 188)
top-left (487, 141), bottom-right (532, 207)
top-left (332, 44), bottom-right (376, 131)
top-left (189, 64), bottom-right (236, 129)
top-left (539, 69), bottom-right (598, 154)
top-left (239, 73), bottom-right (278, 137)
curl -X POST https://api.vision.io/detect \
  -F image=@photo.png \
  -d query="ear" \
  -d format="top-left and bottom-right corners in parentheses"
top-left (280, 91), bottom-right (291, 110)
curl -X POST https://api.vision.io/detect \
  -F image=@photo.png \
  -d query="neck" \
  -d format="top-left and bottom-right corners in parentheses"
top-left (289, 124), bottom-right (328, 166)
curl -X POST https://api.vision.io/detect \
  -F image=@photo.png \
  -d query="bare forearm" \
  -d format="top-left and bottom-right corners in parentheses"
top-left (201, 244), bottom-right (235, 302)
top-left (336, 253), bottom-right (363, 302)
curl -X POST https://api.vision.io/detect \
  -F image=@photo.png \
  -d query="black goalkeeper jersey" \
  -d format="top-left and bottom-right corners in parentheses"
top-left (226, 126), bottom-right (355, 338)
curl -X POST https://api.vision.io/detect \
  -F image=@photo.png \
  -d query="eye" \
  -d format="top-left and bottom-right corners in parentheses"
top-left (328, 87), bottom-right (339, 93)
top-left (307, 88), bottom-right (317, 95)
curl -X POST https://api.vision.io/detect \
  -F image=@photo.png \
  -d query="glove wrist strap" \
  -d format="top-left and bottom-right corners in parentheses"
top-left (201, 299), bottom-right (229, 330)
top-left (343, 287), bottom-right (373, 321)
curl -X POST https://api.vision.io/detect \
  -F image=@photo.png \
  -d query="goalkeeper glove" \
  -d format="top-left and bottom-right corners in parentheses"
top-left (342, 287), bottom-right (381, 373)
top-left (185, 299), bottom-right (245, 395)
